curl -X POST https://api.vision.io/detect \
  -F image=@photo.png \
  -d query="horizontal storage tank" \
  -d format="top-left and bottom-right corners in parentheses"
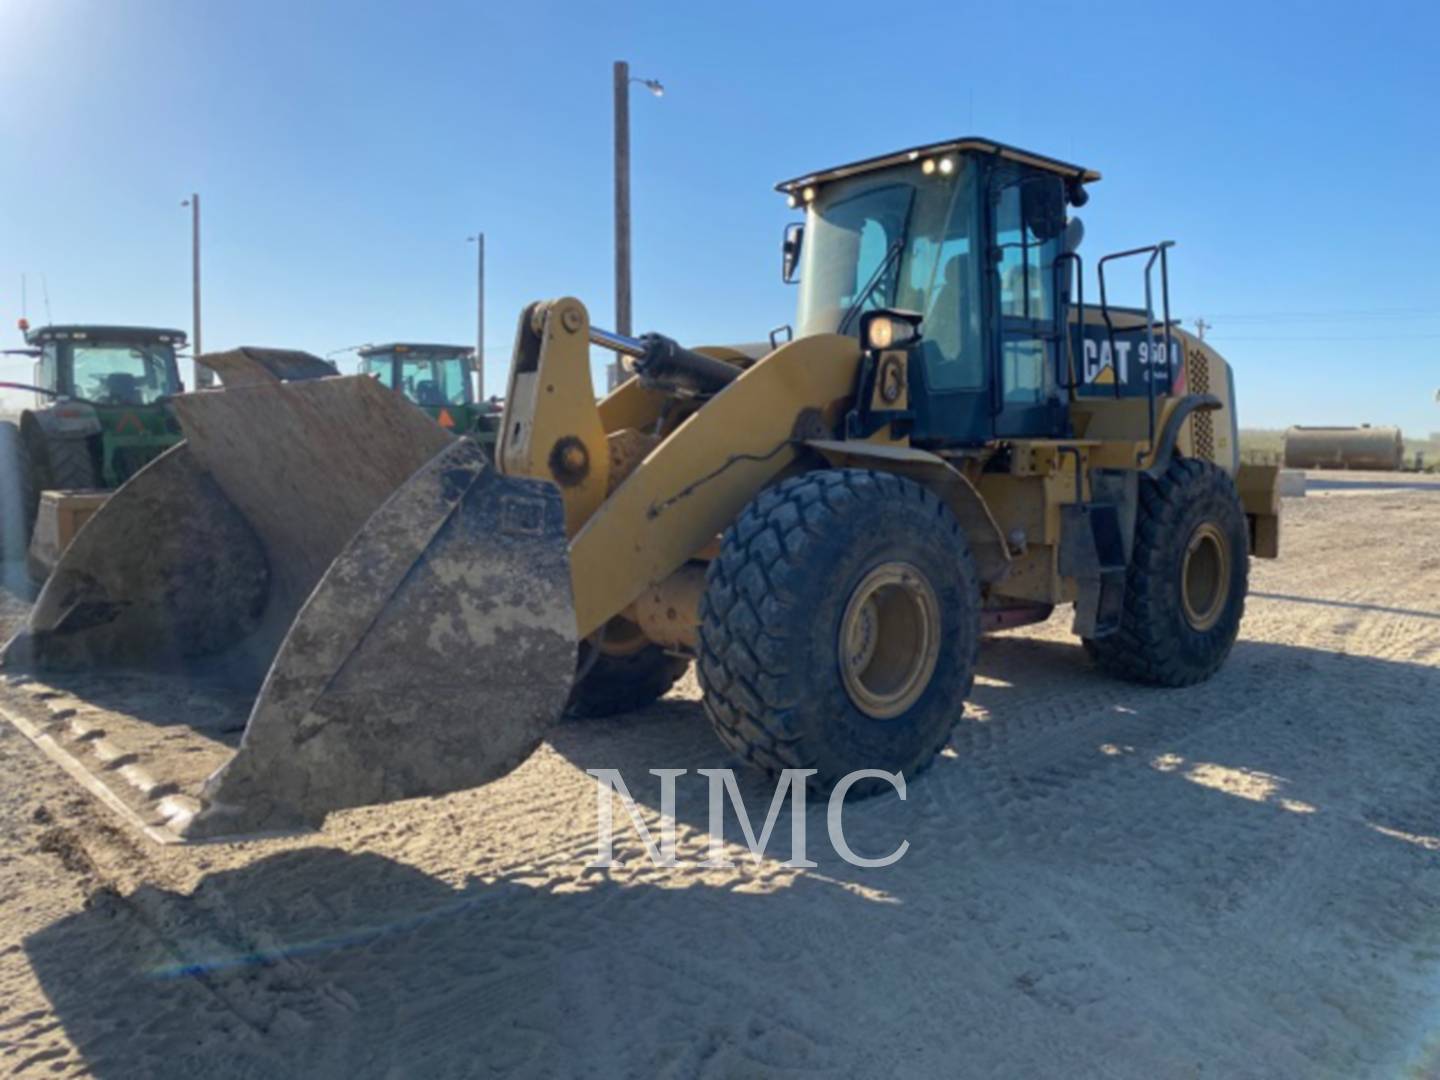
top-left (1283, 425), bottom-right (1405, 471)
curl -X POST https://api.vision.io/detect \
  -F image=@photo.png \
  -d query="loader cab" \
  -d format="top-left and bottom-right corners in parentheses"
top-left (778, 137), bottom-right (1098, 447)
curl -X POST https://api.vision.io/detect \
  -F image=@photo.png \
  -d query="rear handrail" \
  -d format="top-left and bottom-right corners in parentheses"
top-left (1051, 251), bottom-right (1083, 394)
top-left (1096, 241), bottom-right (1176, 454)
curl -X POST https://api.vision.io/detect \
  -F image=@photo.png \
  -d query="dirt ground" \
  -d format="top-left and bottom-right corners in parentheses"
top-left (3, 472), bottom-right (1440, 1079)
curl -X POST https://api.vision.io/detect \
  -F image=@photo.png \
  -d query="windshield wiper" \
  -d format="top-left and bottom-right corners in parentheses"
top-left (838, 240), bottom-right (904, 337)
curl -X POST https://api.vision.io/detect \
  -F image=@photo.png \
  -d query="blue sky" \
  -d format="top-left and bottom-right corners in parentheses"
top-left (1, 0), bottom-right (1436, 434)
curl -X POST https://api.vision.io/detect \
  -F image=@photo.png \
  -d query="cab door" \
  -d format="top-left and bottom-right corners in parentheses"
top-left (987, 169), bottom-right (1071, 439)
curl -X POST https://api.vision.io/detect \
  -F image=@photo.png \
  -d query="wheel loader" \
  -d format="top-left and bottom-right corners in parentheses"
top-left (0, 137), bottom-right (1282, 843)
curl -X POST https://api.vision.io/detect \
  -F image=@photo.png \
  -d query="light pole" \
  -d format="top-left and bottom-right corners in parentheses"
top-left (467, 233), bottom-right (485, 400)
top-left (612, 61), bottom-right (664, 391)
top-left (180, 194), bottom-right (208, 386)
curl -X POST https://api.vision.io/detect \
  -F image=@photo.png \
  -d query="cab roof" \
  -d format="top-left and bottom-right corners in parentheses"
top-left (776, 136), bottom-right (1101, 194)
top-left (24, 324), bottom-right (186, 346)
top-left (358, 342), bottom-right (473, 358)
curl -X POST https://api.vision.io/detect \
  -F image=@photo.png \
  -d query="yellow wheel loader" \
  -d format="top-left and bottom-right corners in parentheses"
top-left (0, 137), bottom-right (1281, 842)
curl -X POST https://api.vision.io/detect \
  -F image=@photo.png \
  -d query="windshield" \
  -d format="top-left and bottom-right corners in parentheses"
top-left (795, 158), bottom-right (983, 391)
top-left (63, 341), bottom-right (180, 405)
top-left (368, 352), bottom-right (472, 406)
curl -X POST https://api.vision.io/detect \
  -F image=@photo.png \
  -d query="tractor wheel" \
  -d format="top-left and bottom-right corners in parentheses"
top-left (1084, 457), bottom-right (1249, 686)
top-left (44, 436), bottom-right (99, 491)
top-left (698, 468), bottom-right (980, 795)
top-left (0, 422), bottom-right (36, 570)
top-left (568, 619), bottom-right (691, 718)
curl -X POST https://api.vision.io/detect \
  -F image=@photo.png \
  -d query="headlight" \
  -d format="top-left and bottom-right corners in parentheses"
top-left (863, 313), bottom-right (921, 351)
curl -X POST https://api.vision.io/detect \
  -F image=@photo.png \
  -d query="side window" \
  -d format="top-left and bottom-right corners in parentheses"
top-left (373, 360), bottom-right (396, 389)
top-left (905, 171), bottom-right (982, 392)
top-left (920, 232), bottom-right (981, 391)
top-left (993, 180), bottom-right (1061, 405)
top-left (37, 344), bottom-right (58, 396)
top-left (994, 186), bottom-right (1056, 322)
top-left (439, 360), bottom-right (469, 405)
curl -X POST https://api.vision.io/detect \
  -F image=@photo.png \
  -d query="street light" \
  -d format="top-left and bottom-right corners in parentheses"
top-left (612, 60), bottom-right (664, 391)
top-left (180, 194), bottom-right (209, 386)
top-left (466, 233), bottom-right (485, 401)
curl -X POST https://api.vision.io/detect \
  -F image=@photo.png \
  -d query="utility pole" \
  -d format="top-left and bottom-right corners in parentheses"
top-left (467, 233), bottom-right (485, 400)
top-left (182, 194), bottom-right (209, 386)
top-left (612, 61), bottom-right (631, 393)
top-left (1194, 316), bottom-right (1210, 342)
top-left (612, 61), bottom-right (664, 391)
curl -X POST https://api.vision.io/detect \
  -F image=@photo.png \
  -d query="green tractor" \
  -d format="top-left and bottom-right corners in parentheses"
top-left (357, 342), bottom-right (499, 450)
top-left (1, 324), bottom-right (187, 576)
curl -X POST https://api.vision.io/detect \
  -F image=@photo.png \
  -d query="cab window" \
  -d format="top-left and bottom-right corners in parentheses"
top-left (899, 165), bottom-right (982, 392)
top-left (993, 179), bottom-right (1062, 405)
top-left (69, 342), bottom-right (179, 405)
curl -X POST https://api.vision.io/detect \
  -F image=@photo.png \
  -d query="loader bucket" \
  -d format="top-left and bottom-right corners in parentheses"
top-left (0, 375), bottom-right (576, 841)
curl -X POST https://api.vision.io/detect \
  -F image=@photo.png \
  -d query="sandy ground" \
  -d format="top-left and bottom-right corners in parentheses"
top-left (3, 473), bottom-right (1440, 1078)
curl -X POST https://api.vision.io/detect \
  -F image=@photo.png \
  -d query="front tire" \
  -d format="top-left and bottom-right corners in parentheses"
top-left (1085, 457), bottom-right (1249, 686)
top-left (698, 469), bottom-right (980, 793)
top-left (568, 619), bottom-right (691, 718)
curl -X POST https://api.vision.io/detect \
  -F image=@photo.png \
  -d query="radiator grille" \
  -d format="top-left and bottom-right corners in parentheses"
top-left (1186, 347), bottom-right (1215, 461)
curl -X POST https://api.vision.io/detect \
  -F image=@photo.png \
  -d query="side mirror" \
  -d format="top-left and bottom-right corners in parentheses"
top-left (1021, 176), bottom-right (1067, 242)
top-left (781, 222), bottom-right (804, 284)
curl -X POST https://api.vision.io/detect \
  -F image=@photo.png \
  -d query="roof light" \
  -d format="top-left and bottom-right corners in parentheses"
top-left (787, 193), bottom-right (798, 209)
top-left (921, 158), bottom-right (936, 176)
top-left (938, 157), bottom-right (955, 175)
top-left (908, 151), bottom-right (920, 160)
top-left (802, 186), bottom-right (816, 203)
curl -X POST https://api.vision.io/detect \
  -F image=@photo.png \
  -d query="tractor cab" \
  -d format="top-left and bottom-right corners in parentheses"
top-left (777, 138), bottom-right (1176, 448)
top-left (15, 324), bottom-right (186, 487)
top-left (358, 342), bottom-right (488, 435)
top-left (24, 324), bottom-right (185, 408)
top-left (1, 324), bottom-right (188, 581)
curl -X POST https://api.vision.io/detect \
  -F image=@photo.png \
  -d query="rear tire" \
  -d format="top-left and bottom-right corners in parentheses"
top-left (1084, 457), bottom-right (1248, 686)
top-left (568, 638), bottom-right (691, 718)
top-left (44, 436), bottom-right (99, 490)
top-left (698, 468), bottom-right (980, 794)
top-left (0, 423), bottom-right (35, 570)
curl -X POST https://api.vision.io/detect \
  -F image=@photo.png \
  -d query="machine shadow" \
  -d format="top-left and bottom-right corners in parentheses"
top-left (547, 631), bottom-right (1440, 881)
top-left (24, 848), bottom-right (881, 1079)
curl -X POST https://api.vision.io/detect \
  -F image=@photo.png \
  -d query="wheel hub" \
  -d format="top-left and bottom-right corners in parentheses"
top-left (838, 561), bottom-right (941, 719)
top-left (1181, 521), bottom-right (1230, 632)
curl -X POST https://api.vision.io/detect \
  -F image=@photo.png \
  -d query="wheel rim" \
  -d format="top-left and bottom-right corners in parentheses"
top-left (1181, 521), bottom-right (1230, 632)
top-left (838, 561), bottom-right (941, 719)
